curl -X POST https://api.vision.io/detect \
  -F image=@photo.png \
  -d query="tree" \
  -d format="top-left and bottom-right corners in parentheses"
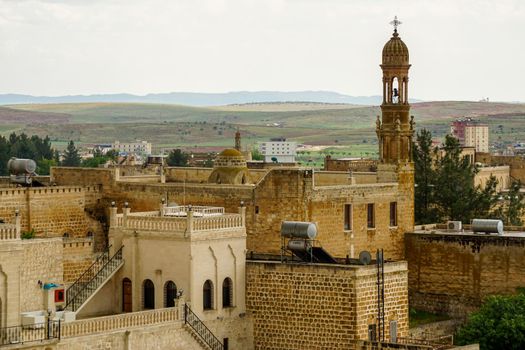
top-left (492, 180), bottom-right (525, 226)
top-left (413, 129), bottom-right (439, 224)
top-left (251, 148), bottom-right (264, 161)
top-left (166, 149), bottom-right (189, 167)
top-left (413, 131), bottom-right (500, 224)
top-left (0, 136), bottom-right (9, 176)
top-left (455, 290), bottom-right (525, 349)
top-left (36, 159), bottom-right (56, 175)
top-left (62, 140), bottom-right (81, 167)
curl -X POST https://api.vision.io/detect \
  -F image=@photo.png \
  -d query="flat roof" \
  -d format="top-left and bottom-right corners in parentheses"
top-left (411, 229), bottom-right (525, 238)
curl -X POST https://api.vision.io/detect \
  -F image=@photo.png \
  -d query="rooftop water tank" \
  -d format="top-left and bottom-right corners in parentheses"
top-left (280, 221), bottom-right (317, 239)
top-left (8, 158), bottom-right (37, 175)
top-left (472, 219), bottom-right (504, 235)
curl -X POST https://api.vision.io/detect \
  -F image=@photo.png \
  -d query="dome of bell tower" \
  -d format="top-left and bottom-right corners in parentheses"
top-left (382, 29), bottom-right (409, 65)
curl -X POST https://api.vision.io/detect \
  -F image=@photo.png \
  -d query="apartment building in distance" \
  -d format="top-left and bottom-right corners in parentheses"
top-left (258, 137), bottom-right (297, 163)
top-left (450, 118), bottom-right (489, 153)
top-left (112, 140), bottom-right (152, 156)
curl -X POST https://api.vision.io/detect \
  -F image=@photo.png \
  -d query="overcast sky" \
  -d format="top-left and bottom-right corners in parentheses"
top-left (0, 0), bottom-right (523, 101)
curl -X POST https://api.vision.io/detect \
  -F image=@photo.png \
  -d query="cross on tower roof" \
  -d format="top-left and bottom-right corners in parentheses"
top-left (389, 16), bottom-right (402, 33)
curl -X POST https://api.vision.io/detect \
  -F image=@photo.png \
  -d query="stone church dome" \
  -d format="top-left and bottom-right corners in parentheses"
top-left (382, 30), bottom-right (409, 65)
top-left (208, 148), bottom-right (249, 184)
top-left (219, 148), bottom-right (243, 158)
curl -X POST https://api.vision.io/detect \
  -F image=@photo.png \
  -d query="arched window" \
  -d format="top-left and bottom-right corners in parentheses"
top-left (222, 278), bottom-right (233, 308)
top-left (143, 279), bottom-right (155, 310)
top-left (392, 77), bottom-right (399, 104)
top-left (122, 278), bottom-right (132, 312)
top-left (164, 281), bottom-right (177, 308)
top-left (203, 280), bottom-right (213, 310)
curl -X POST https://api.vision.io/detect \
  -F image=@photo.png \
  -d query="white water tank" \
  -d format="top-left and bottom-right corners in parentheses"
top-left (472, 219), bottom-right (504, 235)
top-left (280, 221), bottom-right (317, 239)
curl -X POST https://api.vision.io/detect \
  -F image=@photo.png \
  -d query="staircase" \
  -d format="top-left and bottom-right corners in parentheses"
top-left (65, 245), bottom-right (124, 312)
top-left (184, 304), bottom-right (224, 350)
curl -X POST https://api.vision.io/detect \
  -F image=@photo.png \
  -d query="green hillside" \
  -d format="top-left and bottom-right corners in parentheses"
top-left (2, 101), bottom-right (525, 152)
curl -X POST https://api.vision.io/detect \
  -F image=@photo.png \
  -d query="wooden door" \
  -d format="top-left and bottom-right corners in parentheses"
top-left (122, 278), bottom-right (132, 312)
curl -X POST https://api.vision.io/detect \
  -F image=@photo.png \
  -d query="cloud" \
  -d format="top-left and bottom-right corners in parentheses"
top-left (0, 0), bottom-right (523, 101)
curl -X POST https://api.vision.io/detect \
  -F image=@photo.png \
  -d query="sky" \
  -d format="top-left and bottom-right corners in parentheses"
top-left (0, 0), bottom-right (523, 102)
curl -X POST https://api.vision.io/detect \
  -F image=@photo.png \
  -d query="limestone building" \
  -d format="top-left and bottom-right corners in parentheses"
top-left (0, 20), bottom-right (419, 350)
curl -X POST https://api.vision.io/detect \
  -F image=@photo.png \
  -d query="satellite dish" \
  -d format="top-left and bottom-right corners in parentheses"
top-left (359, 251), bottom-right (372, 265)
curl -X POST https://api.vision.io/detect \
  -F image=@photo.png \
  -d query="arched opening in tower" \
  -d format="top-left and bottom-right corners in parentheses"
top-left (392, 77), bottom-right (399, 104)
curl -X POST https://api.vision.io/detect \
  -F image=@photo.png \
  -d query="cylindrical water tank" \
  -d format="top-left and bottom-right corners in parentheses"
top-left (280, 221), bottom-right (318, 239)
top-left (472, 219), bottom-right (504, 235)
top-left (287, 239), bottom-right (312, 252)
top-left (8, 158), bottom-right (37, 175)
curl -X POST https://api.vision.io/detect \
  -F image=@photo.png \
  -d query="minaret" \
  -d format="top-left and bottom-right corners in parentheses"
top-left (235, 128), bottom-right (241, 151)
top-left (377, 16), bottom-right (415, 183)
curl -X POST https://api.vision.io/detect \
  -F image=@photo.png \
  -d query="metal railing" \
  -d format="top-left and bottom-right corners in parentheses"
top-left (164, 206), bottom-right (224, 217)
top-left (0, 320), bottom-right (60, 347)
top-left (184, 304), bottom-right (223, 350)
top-left (65, 246), bottom-right (124, 312)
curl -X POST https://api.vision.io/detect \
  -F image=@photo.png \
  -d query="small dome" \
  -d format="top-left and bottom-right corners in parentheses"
top-left (219, 148), bottom-right (243, 157)
top-left (382, 30), bottom-right (409, 65)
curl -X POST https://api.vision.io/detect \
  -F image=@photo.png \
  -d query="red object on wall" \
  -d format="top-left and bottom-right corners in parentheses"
top-left (55, 289), bottom-right (65, 303)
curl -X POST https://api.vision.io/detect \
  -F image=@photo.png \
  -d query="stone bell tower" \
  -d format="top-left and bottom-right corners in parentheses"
top-left (377, 17), bottom-right (415, 183)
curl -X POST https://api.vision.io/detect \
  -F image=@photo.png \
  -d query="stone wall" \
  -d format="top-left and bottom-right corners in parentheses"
top-left (0, 186), bottom-right (94, 238)
top-left (246, 260), bottom-right (408, 350)
top-left (324, 157), bottom-right (378, 172)
top-left (20, 238), bottom-right (63, 313)
top-left (165, 167), bottom-right (214, 183)
top-left (58, 322), bottom-right (202, 350)
top-left (475, 166), bottom-right (510, 191)
top-left (50, 167), bottom-right (117, 188)
top-left (476, 153), bottom-right (525, 182)
top-left (27, 187), bottom-right (88, 237)
top-left (405, 232), bottom-right (525, 317)
top-left (62, 238), bottom-right (95, 284)
top-left (408, 319), bottom-right (461, 340)
top-left (355, 341), bottom-right (432, 350)
top-left (52, 166), bottom-right (413, 261)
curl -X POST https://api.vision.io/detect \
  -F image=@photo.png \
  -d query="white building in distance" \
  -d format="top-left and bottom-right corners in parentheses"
top-left (112, 140), bottom-right (152, 155)
top-left (258, 137), bottom-right (297, 163)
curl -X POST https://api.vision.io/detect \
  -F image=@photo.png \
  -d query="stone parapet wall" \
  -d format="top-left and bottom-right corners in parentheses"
top-left (51, 167), bottom-right (117, 188)
top-left (475, 153), bottom-right (525, 182)
top-left (61, 307), bottom-right (180, 338)
top-left (0, 186), bottom-right (93, 238)
top-left (356, 341), bottom-right (432, 350)
top-left (408, 319), bottom-right (461, 340)
top-left (324, 157), bottom-right (378, 172)
top-left (405, 232), bottom-right (525, 317)
top-left (165, 167), bottom-right (214, 183)
top-left (246, 260), bottom-right (408, 350)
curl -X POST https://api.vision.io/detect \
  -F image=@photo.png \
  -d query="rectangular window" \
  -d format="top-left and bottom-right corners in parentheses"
top-left (255, 206), bottom-right (259, 214)
top-left (344, 204), bottom-right (352, 231)
top-left (368, 324), bottom-right (377, 341)
top-left (223, 338), bottom-right (229, 350)
top-left (389, 320), bottom-right (398, 343)
top-left (367, 203), bottom-right (375, 228)
top-left (390, 202), bottom-right (397, 227)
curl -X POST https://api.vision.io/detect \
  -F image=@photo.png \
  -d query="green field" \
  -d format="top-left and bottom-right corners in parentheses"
top-left (2, 101), bottom-right (525, 155)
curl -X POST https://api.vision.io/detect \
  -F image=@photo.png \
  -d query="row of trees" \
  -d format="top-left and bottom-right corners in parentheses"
top-left (414, 130), bottom-right (525, 225)
top-left (0, 134), bottom-right (119, 175)
top-left (0, 133), bottom-right (56, 175)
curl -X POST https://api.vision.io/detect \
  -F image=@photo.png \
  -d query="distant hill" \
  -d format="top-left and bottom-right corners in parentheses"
top-left (0, 91), bottom-right (415, 106)
top-left (1, 100), bottom-right (524, 150)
